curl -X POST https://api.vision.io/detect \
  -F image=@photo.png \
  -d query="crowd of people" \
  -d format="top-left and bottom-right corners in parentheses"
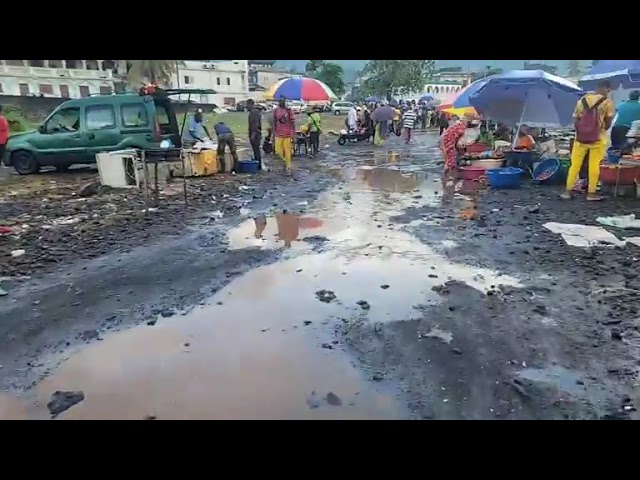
top-left (342, 100), bottom-right (448, 146)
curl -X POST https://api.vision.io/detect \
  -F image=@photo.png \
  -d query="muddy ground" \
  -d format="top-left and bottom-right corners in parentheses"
top-left (1, 132), bottom-right (639, 420)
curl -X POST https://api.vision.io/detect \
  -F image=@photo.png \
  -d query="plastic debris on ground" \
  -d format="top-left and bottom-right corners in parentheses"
top-left (596, 214), bottom-right (640, 230)
top-left (543, 222), bottom-right (626, 247)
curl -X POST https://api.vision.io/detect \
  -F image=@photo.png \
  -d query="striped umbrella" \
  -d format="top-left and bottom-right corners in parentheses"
top-left (263, 76), bottom-right (338, 102)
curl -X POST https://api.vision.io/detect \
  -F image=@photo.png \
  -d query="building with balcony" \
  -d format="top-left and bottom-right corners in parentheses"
top-left (168, 60), bottom-right (251, 107)
top-left (247, 60), bottom-right (291, 92)
top-left (0, 60), bottom-right (127, 99)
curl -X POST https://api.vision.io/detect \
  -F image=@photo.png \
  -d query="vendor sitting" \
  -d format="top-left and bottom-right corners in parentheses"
top-left (476, 122), bottom-right (495, 149)
top-left (515, 127), bottom-right (536, 151)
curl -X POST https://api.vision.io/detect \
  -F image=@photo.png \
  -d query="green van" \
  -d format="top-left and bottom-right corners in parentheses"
top-left (2, 88), bottom-right (210, 175)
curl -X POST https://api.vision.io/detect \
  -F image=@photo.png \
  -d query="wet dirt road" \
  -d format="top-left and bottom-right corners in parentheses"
top-left (1, 131), bottom-right (639, 419)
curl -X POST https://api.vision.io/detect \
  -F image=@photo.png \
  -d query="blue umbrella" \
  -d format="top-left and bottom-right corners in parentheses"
top-left (420, 94), bottom-right (435, 102)
top-left (469, 69), bottom-right (584, 128)
top-left (579, 60), bottom-right (640, 90)
top-left (451, 78), bottom-right (492, 109)
top-left (365, 96), bottom-right (381, 103)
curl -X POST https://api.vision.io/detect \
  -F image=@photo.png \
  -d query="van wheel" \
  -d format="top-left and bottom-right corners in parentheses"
top-left (337, 137), bottom-right (346, 146)
top-left (55, 164), bottom-right (71, 173)
top-left (334, 110), bottom-right (340, 115)
top-left (12, 151), bottom-right (40, 175)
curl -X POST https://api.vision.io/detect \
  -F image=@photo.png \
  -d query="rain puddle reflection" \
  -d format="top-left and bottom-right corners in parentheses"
top-left (3, 141), bottom-right (523, 420)
top-left (24, 255), bottom-right (413, 420)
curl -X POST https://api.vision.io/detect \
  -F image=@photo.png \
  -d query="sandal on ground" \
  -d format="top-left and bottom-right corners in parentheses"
top-left (586, 194), bottom-right (605, 201)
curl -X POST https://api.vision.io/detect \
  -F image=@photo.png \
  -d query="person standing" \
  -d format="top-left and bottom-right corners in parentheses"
top-left (611, 90), bottom-right (640, 148)
top-left (0, 106), bottom-right (8, 163)
top-left (347, 105), bottom-right (358, 131)
top-left (438, 112), bottom-right (449, 135)
top-left (402, 106), bottom-right (417, 143)
top-left (561, 79), bottom-right (615, 201)
top-left (273, 96), bottom-right (295, 173)
top-left (306, 107), bottom-right (322, 157)
top-left (246, 99), bottom-right (262, 169)
top-left (213, 121), bottom-right (239, 174)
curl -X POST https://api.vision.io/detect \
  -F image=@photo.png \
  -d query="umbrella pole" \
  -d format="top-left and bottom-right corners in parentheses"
top-left (512, 94), bottom-right (529, 148)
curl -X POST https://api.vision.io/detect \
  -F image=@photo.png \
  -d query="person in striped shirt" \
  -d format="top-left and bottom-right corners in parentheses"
top-left (402, 107), bottom-right (417, 143)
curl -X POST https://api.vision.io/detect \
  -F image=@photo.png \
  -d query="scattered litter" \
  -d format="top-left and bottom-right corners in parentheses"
top-left (0, 287), bottom-right (7, 297)
top-left (11, 249), bottom-right (25, 258)
top-left (326, 392), bottom-right (342, 406)
top-left (596, 214), bottom-right (640, 230)
top-left (419, 327), bottom-right (453, 344)
top-left (0, 226), bottom-right (13, 235)
top-left (210, 210), bottom-right (224, 219)
top-left (543, 222), bottom-right (626, 247)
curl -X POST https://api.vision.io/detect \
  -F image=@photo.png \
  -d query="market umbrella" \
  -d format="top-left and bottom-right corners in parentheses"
top-left (420, 94), bottom-right (436, 102)
top-left (451, 78), bottom-right (491, 109)
top-left (371, 106), bottom-right (396, 122)
top-left (579, 60), bottom-right (640, 91)
top-left (468, 69), bottom-right (583, 128)
top-left (443, 106), bottom-right (481, 119)
top-left (365, 96), bottom-right (381, 103)
top-left (264, 76), bottom-right (337, 102)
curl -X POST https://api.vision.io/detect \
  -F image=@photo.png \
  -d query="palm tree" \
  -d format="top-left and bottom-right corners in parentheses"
top-left (568, 60), bottom-right (583, 78)
top-left (126, 60), bottom-right (184, 87)
top-left (305, 60), bottom-right (324, 76)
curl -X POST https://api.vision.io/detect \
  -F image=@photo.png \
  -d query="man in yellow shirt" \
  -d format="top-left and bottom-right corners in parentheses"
top-left (561, 79), bottom-right (615, 201)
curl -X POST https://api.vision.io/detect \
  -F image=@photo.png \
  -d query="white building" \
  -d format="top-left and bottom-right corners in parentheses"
top-left (0, 60), bottom-right (127, 98)
top-left (168, 60), bottom-right (251, 107)
top-left (247, 60), bottom-right (291, 92)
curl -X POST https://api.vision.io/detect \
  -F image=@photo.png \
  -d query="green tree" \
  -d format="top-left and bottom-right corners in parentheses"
top-left (305, 60), bottom-right (324, 76)
top-left (568, 60), bottom-right (583, 78)
top-left (314, 62), bottom-right (346, 97)
top-left (360, 60), bottom-right (435, 100)
top-left (126, 60), bottom-right (184, 86)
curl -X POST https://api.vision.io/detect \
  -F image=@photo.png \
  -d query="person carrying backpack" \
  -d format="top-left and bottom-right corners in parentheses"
top-left (561, 80), bottom-right (615, 201)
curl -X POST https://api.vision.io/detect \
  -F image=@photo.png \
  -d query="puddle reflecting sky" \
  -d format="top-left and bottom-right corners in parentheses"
top-left (2, 139), bottom-right (522, 420)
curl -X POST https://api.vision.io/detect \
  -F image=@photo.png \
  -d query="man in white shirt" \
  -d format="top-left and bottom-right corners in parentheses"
top-left (347, 106), bottom-right (359, 131)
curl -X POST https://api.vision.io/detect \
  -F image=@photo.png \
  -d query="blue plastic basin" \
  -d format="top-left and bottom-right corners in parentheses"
top-left (237, 160), bottom-right (260, 174)
top-left (486, 167), bottom-right (524, 189)
top-left (606, 147), bottom-right (621, 164)
top-left (533, 158), bottom-right (566, 185)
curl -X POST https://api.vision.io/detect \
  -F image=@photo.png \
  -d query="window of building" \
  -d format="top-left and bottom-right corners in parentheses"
top-left (39, 84), bottom-right (54, 95)
top-left (241, 74), bottom-right (246, 87)
top-left (29, 60), bottom-right (45, 68)
top-left (86, 105), bottom-right (116, 130)
top-left (184, 75), bottom-right (193, 85)
top-left (99, 86), bottom-right (113, 95)
top-left (48, 60), bottom-right (64, 69)
top-left (101, 60), bottom-right (116, 71)
top-left (65, 60), bottom-right (80, 69)
top-left (60, 85), bottom-right (70, 98)
top-left (216, 77), bottom-right (221, 86)
top-left (79, 85), bottom-right (90, 97)
top-left (19, 83), bottom-right (29, 96)
top-left (0, 83), bottom-right (3, 93)
top-left (85, 60), bottom-right (99, 70)
top-left (6, 60), bottom-right (25, 67)
top-left (121, 103), bottom-right (149, 128)
top-left (226, 77), bottom-right (231, 86)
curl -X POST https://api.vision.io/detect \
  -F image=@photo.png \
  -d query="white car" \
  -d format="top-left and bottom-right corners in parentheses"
top-left (331, 101), bottom-right (355, 115)
top-left (287, 101), bottom-right (304, 114)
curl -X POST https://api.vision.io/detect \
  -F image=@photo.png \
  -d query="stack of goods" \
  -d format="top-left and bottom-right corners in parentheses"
top-left (626, 120), bottom-right (640, 139)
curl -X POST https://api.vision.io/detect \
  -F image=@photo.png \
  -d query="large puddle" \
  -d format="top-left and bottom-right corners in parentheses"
top-left (2, 137), bottom-right (524, 420)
